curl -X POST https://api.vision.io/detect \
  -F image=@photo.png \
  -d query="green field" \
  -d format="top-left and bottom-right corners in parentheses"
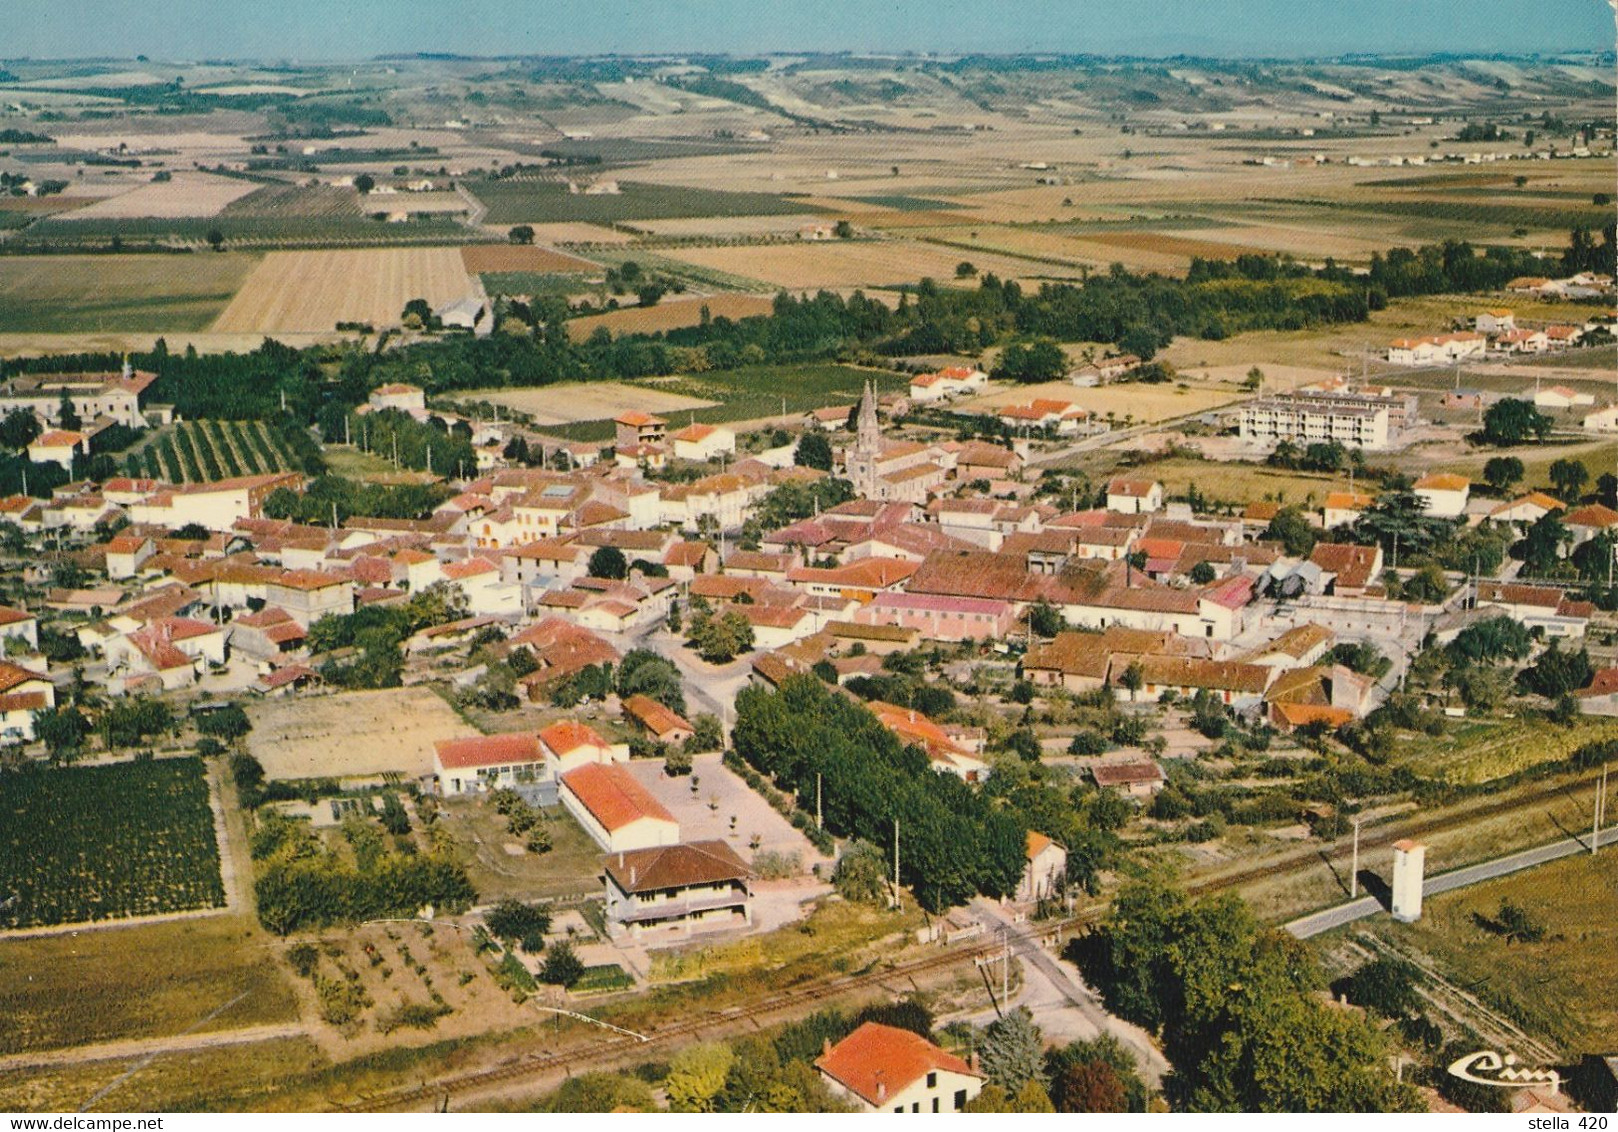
top-left (1364, 850), bottom-right (1618, 1053)
top-left (1257, 196), bottom-right (1611, 234)
top-left (479, 271), bottom-right (598, 298)
top-left (129, 419), bottom-right (301, 483)
top-left (1388, 715), bottom-right (1618, 785)
top-left (0, 758), bottom-right (225, 929)
top-left (471, 179), bottom-right (816, 225)
top-left (850, 194), bottom-right (961, 212)
top-left (17, 214), bottom-right (473, 248)
top-left (535, 363), bottom-right (908, 441)
top-left (0, 252), bottom-right (256, 332)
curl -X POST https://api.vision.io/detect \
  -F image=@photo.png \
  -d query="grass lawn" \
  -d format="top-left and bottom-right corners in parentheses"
top-left (1363, 849), bottom-right (1618, 1053)
top-left (436, 797), bottom-right (606, 902)
top-left (0, 913), bottom-right (299, 1056)
top-left (0, 1036), bottom-right (328, 1113)
top-left (471, 180), bottom-right (814, 226)
top-left (1097, 455), bottom-right (1352, 510)
top-left (321, 444), bottom-right (405, 481)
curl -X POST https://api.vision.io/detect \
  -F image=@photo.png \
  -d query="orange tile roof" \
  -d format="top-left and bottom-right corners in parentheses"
top-left (539, 719), bottom-right (609, 757)
top-left (434, 732), bottom-right (543, 771)
top-left (815, 1023), bottom-right (980, 1106)
top-left (560, 762), bottom-right (676, 831)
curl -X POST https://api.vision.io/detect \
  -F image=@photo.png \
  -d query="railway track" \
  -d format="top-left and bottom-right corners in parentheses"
top-left (331, 771), bottom-right (1595, 1110)
top-left (1185, 770), bottom-right (1592, 897)
top-left (328, 923), bottom-right (1091, 1112)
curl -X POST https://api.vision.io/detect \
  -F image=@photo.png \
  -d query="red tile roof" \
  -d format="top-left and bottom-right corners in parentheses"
top-left (434, 732), bottom-right (543, 771)
top-left (560, 762), bottom-right (676, 831)
top-left (539, 719), bottom-right (609, 757)
top-left (815, 1023), bottom-right (980, 1106)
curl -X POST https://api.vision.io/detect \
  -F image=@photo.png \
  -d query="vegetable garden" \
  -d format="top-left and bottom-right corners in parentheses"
top-left (0, 757), bottom-right (225, 929)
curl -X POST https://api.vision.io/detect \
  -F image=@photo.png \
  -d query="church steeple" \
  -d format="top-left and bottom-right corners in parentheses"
top-left (855, 379), bottom-right (880, 454)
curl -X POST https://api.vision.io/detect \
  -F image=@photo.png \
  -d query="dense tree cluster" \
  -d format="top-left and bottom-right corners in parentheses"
top-left (1074, 877), bottom-right (1421, 1112)
top-left (731, 675), bottom-right (1026, 910)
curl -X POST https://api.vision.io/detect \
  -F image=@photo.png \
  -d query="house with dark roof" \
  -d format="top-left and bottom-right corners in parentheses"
top-left (603, 839), bottom-right (752, 939)
top-left (816, 1022), bottom-right (984, 1113)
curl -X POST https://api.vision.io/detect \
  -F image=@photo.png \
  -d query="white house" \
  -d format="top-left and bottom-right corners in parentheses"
top-left (1020, 831), bottom-right (1068, 903)
top-left (433, 732), bottom-right (547, 796)
top-left (603, 840), bottom-right (753, 940)
top-left (1535, 385), bottom-right (1595, 410)
top-left (669, 423), bottom-right (736, 462)
top-left (1475, 309), bottom-right (1516, 334)
top-left (26, 430), bottom-right (87, 471)
top-left (1387, 338), bottom-right (1440, 366)
top-left (368, 383), bottom-right (427, 412)
top-left (1582, 405), bottom-right (1618, 433)
top-left (1106, 478), bottom-right (1163, 515)
top-left (1413, 473), bottom-right (1470, 518)
top-left (559, 762), bottom-right (680, 852)
top-left (816, 1023), bottom-right (984, 1113)
top-left (0, 659), bottom-right (55, 741)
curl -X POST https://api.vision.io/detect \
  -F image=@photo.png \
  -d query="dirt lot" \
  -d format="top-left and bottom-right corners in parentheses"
top-left (565, 293), bottom-right (777, 341)
top-left (246, 687), bottom-right (477, 781)
top-left (68, 172), bottom-right (260, 219)
top-left (660, 238), bottom-right (1085, 290)
top-left (463, 379), bottom-right (717, 425)
top-left (211, 247), bottom-right (471, 333)
top-left (961, 378), bottom-right (1242, 424)
top-left (461, 244), bottom-right (600, 274)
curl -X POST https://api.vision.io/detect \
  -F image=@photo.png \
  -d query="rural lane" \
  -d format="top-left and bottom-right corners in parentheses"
top-left (1285, 825), bottom-right (1618, 939)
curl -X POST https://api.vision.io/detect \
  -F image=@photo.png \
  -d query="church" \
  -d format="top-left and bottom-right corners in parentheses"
top-left (841, 381), bottom-right (950, 505)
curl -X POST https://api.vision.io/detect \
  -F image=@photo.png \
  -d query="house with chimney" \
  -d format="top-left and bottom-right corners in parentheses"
top-left (815, 1022), bottom-right (985, 1113)
top-left (603, 840), bottom-right (753, 940)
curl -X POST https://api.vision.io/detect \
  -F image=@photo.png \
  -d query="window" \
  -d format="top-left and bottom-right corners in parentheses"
top-left (926, 1073), bottom-right (937, 1089)
top-left (932, 1099), bottom-right (939, 1113)
top-left (954, 1090), bottom-right (968, 1111)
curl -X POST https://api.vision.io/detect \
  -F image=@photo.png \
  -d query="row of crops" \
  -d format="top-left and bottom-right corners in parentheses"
top-left (128, 419), bottom-right (300, 484)
top-left (0, 757), bottom-right (225, 929)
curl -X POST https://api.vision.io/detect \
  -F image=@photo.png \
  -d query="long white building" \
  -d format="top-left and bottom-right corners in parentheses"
top-left (1239, 389), bottom-right (1415, 451)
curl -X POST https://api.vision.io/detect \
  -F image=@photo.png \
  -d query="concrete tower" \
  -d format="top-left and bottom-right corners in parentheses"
top-left (1391, 839), bottom-right (1426, 923)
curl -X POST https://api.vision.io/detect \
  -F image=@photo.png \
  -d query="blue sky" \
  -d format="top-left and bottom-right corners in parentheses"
top-left (3, 0), bottom-right (1611, 61)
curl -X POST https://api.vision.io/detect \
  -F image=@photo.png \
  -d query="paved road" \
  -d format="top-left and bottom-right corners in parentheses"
top-left (972, 900), bottom-right (1170, 1086)
top-left (1285, 826), bottom-right (1617, 939)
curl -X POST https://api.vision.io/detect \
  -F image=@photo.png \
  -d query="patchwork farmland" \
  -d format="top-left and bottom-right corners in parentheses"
top-left (0, 253), bottom-right (257, 333)
top-left (211, 246), bottom-right (471, 333)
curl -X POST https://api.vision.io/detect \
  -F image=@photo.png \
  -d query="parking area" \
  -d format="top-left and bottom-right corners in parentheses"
top-left (620, 752), bottom-right (832, 872)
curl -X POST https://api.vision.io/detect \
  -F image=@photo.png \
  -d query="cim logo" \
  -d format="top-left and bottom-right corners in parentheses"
top-left (1447, 1050), bottom-right (1562, 1090)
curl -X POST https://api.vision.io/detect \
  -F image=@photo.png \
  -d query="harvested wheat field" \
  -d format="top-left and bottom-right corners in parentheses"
top-left (212, 247), bottom-right (470, 333)
top-left (662, 240), bottom-right (1083, 290)
top-left (246, 687), bottom-right (477, 781)
top-left (461, 243), bottom-right (599, 274)
top-left (486, 221), bottom-right (636, 245)
top-left (565, 293), bottom-right (776, 340)
top-left (466, 380), bottom-right (717, 425)
top-left (70, 173), bottom-right (260, 219)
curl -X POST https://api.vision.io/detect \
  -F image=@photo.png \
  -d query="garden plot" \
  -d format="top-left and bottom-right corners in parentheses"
top-left (245, 687), bottom-right (478, 781)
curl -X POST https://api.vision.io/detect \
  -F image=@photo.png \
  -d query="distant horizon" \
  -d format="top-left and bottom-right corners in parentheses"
top-left (1, 0), bottom-right (1611, 65)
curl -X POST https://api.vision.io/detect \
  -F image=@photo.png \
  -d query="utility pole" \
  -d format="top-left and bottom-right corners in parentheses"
top-left (892, 818), bottom-right (900, 911)
top-left (1350, 815), bottom-right (1363, 898)
top-left (1001, 926), bottom-right (1010, 1005)
top-left (816, 772), bottom-right (823, 830)
top-left (1596, 762), bottom-right (1609, 856)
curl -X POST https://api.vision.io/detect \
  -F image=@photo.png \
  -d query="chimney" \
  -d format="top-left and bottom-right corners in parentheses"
top-left (969, 1052), bottom-right (980, 1073)
top-left (617, 852), bottom-right (624, 868)
top-left (629, 865), bottom-right (637, 885)
top-left (823, 1038), bottom-right (833, 1057)
top-left (875, 1074), bottom-right (886, 1103)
